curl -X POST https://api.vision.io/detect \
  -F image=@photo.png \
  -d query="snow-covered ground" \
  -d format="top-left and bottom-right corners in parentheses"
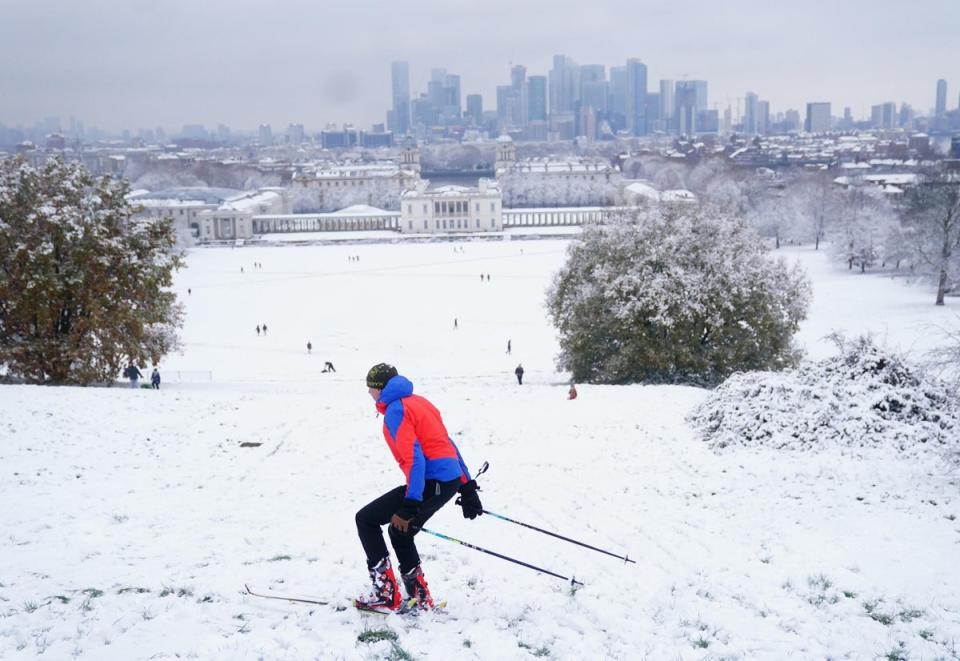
top-left (2, 241), bottom-right (959, 660)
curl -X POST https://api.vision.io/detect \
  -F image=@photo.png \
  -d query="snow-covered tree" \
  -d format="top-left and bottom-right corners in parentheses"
top-left (794, 174), bottom-right (843, 250)
top-left (545, 207), bottom-right (811, 386)
top-left (832, 184), bottom-right (899, 273)
top-left (902, 176), bottom-right (960, 305)
top-left (0, 158), bottom-right (184, 384)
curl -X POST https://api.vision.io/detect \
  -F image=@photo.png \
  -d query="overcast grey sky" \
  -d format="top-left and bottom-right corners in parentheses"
top-left (1, 0), bottom-right (957, 132)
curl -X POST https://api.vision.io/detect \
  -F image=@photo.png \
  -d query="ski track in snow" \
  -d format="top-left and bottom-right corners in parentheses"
top-left (1, 241), bottom-right (959, 660)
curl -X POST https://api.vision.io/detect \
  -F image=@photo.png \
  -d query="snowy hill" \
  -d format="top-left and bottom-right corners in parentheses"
top-left (2, 241), bottom-right (959, 660)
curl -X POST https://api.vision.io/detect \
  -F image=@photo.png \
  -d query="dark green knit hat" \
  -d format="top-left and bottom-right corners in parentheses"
top-left (366, 363), bottom-right (398, 389)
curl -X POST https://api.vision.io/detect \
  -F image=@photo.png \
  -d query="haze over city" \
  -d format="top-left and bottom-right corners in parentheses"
top-left (1, 0), bottom-right (958, 132)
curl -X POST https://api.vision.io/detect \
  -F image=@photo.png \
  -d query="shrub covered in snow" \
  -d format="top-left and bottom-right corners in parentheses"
top-left (690, 335), bottom-right (960, 462)
top-left (546, 207), bottom-right (811, 385)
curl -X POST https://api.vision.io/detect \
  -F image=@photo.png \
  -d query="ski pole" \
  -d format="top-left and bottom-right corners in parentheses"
top-left (480, 510), bottom-right (636, 564)
top-left (465, 461), bottom-right (633, 564)
top-left (418, 527), bottom-right (584, 587)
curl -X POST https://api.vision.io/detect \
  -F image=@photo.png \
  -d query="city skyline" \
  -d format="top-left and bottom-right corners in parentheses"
top-left (1, 0), bottom-right (958, 132)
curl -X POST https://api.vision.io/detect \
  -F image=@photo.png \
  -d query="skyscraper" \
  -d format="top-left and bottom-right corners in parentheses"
top-left (390, 61), bottom-right (411, 135)
top-left (744, 92), bottom-right (759, 134)
top-left (465, 94), bottom-right (483, 126)
top-left (757, 101), bottom-right (770, 135)
top-left (549, 55), bottom-right (579, 115)
top-left (674, 81), bottom-right (699, 135)
top-left (625, 58), bottom-right (648, 136)
top-left (659, 80), bottom-right (674, 130)
top-left (936, 79), bottom-right (947, 117)
top-left (805, 102), bottom-right (831, 133)
top-left (610, 66), bottom-right (628, 132)
top-left (527, 76), bottom-right (547, 122)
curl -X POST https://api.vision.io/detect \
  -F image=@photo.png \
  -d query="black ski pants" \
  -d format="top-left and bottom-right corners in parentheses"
top-left (356, 478), bottom-right (460, 574)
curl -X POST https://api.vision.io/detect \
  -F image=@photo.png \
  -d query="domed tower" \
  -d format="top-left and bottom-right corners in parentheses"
top-left (495, 134), bottom-right (516, 176)
top-left (400, 136), bottom-right (421, 176)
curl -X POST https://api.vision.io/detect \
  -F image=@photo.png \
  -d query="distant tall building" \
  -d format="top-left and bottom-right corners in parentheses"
top-left (258, 123), bottom-right (273, 145)
top-left (744, 92), bottom-right (759, 134)
top-left (675, 81), bottom-right (700, 135)
top-left (465, 94), bottom-right (483, 126)
top-left (659, 80), bottom-right (674, 129)
top-left (511, 65), bottom-right (527, 89)
top-left (625, 58), bottom-right (648, 136)
top-left (871, 102), bottom-right (897, 129)
top-left (805, 102), bottom-right (831, 133)
top-left (610, 66), bottom-right (628, 131)
top-left (549, 55), bottom-right (579, 115)
top-left (757, 101), bottom-right (770, 135)
top-left (784, 109), bottom-right (801, 132)
top-left (287, 123), bottom-right (305, 145)
top-left (527, 76), bottom-right (547, 122)
top-left (390, 61), bottom-right (411, 134)
top-left (936, 79), bottom-right (947, 117)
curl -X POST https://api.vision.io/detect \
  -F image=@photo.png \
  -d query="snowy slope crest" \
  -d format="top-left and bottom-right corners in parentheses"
top-left (690, 335), bottom-right (960, 462)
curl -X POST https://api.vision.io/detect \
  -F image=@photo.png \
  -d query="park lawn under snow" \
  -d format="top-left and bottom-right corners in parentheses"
top-left (1, 239), bottom-right (959, 660)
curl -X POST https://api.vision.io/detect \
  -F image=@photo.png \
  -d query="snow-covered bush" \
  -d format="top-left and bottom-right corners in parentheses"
top-left (690, 335), bottom-right (960, 463)
top-left (545, 207), bottom-right (811, 385)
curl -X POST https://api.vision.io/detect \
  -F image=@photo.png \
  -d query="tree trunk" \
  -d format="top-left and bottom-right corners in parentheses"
top-left (937, 266), bottom-right (947, 305)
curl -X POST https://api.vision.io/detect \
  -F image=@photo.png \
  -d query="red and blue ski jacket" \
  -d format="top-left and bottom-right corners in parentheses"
top-left (374, 375), bottom-right (472, 501)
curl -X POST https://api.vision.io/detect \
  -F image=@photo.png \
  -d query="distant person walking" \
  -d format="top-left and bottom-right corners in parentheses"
top-left (262, 324), bottom-right (268, 335)
top-left (307, 342), bottom-right (312, 354)
top-left (124, 363), bottom-right (143, 389)
top-left (453, 318), bottom-right (458, 330)
top-left (151, 368), bottom-right (161, 390)
top-left (256, 325), bottom-right (261, 336)
top-left (506, 339), bottom-right (511, 355)
top-left (568, 383), bottom-right (578, 400)
top-left (514, 364), bottom-right (524, 385)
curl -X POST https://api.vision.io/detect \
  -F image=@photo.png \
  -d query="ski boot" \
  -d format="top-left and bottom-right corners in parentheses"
top-left (355, 557), bottom-right (401, 612)
top-left (400, 564), bottom-right (435, 611)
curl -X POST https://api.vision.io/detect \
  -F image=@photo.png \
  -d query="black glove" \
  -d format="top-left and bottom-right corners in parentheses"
top-left (456, 480), bottom-right (483, 520)
top-left (394, 498), bottom-right (421, 522)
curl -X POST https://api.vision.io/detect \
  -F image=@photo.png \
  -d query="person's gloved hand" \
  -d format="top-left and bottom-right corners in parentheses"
top-left (391, 498), bottom-right (420, 532)
top-left (456, 480), bottom-right (483, 520)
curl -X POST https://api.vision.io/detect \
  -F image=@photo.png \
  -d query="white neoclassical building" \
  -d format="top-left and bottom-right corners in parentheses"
top-left (196, 188), bottom-right (287, 241)
top-left (399, 179), bottom-right (503, 234)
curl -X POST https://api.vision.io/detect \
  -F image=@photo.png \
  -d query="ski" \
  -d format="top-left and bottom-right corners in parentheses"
top-left (244, 584), bottom-right (330, 606)
top-left (354, 597), bottom-right (448, 616)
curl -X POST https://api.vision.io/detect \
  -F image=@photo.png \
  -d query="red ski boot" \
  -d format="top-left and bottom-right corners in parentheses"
top-left (354, 557), bottom-right (401, 612)
top-left (400, 564), bottom-right (435, 610)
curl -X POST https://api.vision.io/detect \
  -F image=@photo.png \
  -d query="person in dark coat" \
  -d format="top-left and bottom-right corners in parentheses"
top-left (514, 364), bottom-right (524, 385)
top-left (124, 364), bottom-right (144, 389)
top-left (151, 369), bottom-right (161, 390)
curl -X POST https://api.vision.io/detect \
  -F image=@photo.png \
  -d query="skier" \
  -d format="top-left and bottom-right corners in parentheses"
top-left (188, 288), bottom-right (191, 295)
top-left (355, 363), bottom-right (483, 612)
top-left (151, 368), bottom-right (161, 390)
top-left (514, 363), bottom-right (524, 385)
top-left (454, 318), bottom-right (458, 330)
top-left (256, 325), bottom-right (261, 336)
top-left (124, 363), bottom-right (143, 389)
top-left (307, 341), bottom-right (312, 354)
top-left (262, 324), bottom-right (268, 335)
top-left (568, 383), bottom-right (578, 400)
top-left (507, 339), bottom-right (511, 355)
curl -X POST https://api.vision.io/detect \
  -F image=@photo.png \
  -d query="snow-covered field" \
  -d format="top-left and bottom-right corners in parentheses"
top-left (2, 240), bottom-right (959, 660)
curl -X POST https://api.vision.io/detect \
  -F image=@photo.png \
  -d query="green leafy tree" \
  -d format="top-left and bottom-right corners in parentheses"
top-left (0, 158), bottom-right (184, 384)
top-left (546, 207), bottom-right (811, 386)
